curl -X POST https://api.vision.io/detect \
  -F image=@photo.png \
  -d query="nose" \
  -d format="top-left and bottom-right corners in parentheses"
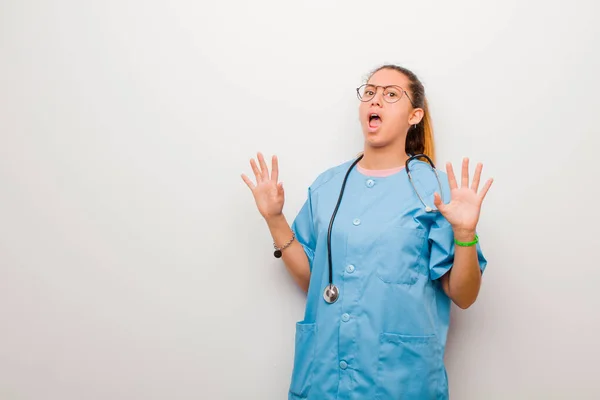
top-left (370, 88), bottom-right (383, 107)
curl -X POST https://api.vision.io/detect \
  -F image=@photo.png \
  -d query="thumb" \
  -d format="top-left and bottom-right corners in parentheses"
top-left (433, 192), bottom-right (445, 212)
top-left (277, 181), bottom-right (284, 196)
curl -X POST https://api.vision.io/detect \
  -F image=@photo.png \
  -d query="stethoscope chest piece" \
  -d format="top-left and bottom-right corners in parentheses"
top-left (323, 284), bottom-right (339, 304)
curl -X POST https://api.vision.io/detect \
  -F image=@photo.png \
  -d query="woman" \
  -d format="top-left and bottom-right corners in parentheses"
top-left (241, 64), bottom-right (493, 399)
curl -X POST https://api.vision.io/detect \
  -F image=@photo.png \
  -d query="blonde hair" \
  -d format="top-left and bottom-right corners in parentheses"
top-left (418, 97), bottom-right (435, 163)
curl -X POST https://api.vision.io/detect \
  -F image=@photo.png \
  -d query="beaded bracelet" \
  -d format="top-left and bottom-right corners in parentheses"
top-left (273, 232), bottom-right (296, 258)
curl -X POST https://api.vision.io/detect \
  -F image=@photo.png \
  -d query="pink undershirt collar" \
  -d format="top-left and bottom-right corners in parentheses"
top-left (356, 164), bottom-right (405, 177)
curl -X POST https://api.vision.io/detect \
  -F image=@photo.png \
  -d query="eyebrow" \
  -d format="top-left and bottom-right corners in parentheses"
top-left (366, 84), bottom-right (402, 88)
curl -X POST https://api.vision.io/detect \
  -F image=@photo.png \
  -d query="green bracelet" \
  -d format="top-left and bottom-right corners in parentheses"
top-left (454, 234), bottom-right (479, 247)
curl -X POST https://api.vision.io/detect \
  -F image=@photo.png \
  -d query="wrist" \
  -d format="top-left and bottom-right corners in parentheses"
top-left (265, 213), bottom-right (285, 228)
top-left (453, 227), bottom-right (477, 242)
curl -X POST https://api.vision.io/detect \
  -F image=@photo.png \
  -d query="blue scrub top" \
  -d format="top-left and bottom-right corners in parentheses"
top-left (288, 158), bottom-right (487, 400)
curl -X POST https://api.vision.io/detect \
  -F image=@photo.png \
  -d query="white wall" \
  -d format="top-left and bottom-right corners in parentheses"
top-left (1, 0), bottom-right (599, 399)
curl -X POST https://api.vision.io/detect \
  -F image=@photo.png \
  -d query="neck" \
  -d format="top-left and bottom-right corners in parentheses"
top-left (359, 144), bottom-right (409, 170)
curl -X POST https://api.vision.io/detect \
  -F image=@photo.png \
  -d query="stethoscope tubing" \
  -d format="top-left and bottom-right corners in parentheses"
top-left (323, 153), bottom-right (442, 303)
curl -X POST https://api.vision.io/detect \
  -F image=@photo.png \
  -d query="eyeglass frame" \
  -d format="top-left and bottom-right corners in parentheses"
top-left (355, 83), bottom-right (416, 107)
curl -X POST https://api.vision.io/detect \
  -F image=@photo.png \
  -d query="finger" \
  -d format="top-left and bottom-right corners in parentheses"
top-left (446, 162), bottom-right (458, 190)
top-left (433, 192), bottom-right (446, 213)
top-left (271, 155), bottom-right (279, 183)
top-left (471, 162), bottom-right (483, 192)
top-left (241, 173), bottom-right (255, 190)
top-left (277, 181), bottom-right (284, 196)
top-left (250, 159), bottom-right (262, 183)
top-left (257, 152), bottom-right (269, 180)
top-left (478, 178), bottom-right (494, 202)
top-left (461, 157), bottom-right (469, 188)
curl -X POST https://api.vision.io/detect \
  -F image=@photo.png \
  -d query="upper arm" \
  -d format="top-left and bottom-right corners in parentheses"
top-left (440, 271), bottom-right (451, 297)
top-left (291, 187), bottom-right (317, 271)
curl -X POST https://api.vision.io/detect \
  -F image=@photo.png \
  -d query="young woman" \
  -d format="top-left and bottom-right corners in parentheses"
top-left (241, 65), bottom-right (493, 400)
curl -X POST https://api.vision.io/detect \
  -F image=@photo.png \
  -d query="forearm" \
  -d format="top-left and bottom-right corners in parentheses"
top-left (445, 228), bottom-right (482, 309)
top-left (265, 214), bottom-right (311, 292)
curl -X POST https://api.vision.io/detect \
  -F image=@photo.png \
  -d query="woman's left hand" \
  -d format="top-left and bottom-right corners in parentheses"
top-left (433, 158), bottom-right (493, 239)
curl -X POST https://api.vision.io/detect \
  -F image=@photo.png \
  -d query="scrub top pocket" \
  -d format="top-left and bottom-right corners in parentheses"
top-left (375, 333), bottom-right (446, 400)
top-left (289, 322), bottom-right (317, 398)
top-left (374, 226), bottom-right (426, 285)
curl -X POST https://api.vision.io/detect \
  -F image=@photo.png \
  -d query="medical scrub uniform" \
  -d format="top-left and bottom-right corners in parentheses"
top-left (288, 158), bottom-right (487, 400)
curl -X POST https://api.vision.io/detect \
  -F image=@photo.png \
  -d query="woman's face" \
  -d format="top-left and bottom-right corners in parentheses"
top-left (359, 68), bottom-right (423, 148)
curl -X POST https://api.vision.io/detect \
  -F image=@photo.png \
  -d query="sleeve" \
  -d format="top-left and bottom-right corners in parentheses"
top-left (428, 211), bottom-right (488, 280)
top-left (290, 187), bottom-right (317, 271)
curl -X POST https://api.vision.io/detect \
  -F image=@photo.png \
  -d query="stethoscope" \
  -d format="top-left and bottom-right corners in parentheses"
top-left (322, 153), bottom-right (444, 304)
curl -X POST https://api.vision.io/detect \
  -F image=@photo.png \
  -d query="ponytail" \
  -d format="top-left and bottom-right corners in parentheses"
top-left (422, 98), bottom-right (435, 163)
top-left (406, 97), bottom-right (435, 164)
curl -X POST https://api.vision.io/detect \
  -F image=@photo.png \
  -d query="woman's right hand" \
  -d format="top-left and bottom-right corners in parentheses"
top-left (241, 152), bottom-right (285, 220)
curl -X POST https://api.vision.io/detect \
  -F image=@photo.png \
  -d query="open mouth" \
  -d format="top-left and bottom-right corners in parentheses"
top-left (368, 113), bottom-right (382, 130)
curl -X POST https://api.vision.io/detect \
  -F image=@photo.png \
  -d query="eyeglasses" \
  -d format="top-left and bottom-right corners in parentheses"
top-left (356, 84), bottom-right (415, 106)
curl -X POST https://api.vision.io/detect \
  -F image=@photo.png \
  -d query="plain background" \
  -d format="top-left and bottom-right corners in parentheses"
top-left (1, 0), bottom-right (599, 399)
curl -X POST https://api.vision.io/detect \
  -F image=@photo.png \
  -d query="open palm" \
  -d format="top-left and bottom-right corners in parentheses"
top-left (433, 158), bottom-right (493, 232)
top-left (241, 152), bottom-right (285, 220)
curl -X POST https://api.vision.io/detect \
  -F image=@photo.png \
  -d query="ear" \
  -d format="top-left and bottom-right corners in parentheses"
top-left (408, 108), bottom-right (424, 126)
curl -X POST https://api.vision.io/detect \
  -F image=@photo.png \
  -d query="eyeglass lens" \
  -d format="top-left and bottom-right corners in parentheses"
top-left (357, 84), bottom-right (404, 103)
